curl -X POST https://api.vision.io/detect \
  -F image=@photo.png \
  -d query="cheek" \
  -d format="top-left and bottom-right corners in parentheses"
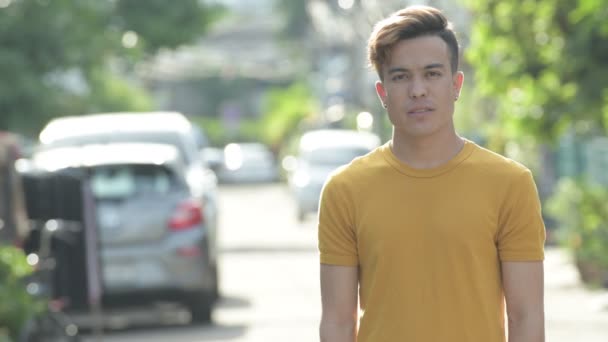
top-left (386, 85), bottom-right (406, 102)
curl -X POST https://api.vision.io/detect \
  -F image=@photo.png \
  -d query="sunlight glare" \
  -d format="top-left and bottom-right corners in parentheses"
top-left (26, 253), bottom-right (39, 266)
top-left (338, 0), bottom-right (354, 10)
top-left (282, 155), bottom-right (298, 172)
top-left (122, 31), bottom-right (138, 48)
top-left (357, 111), bottom-right (374, 131)
top-left (224, 143), bottom-right (243, 170)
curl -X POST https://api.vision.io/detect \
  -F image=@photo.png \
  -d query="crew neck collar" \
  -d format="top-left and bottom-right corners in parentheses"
top-left (381, 138), bottom-right (475, 178)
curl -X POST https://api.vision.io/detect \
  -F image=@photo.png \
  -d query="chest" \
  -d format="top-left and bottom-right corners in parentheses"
top-left (354, 177), bottom-right (501, 262)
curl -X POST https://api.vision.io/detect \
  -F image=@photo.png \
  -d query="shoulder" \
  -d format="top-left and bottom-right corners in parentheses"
top-left (467, 142), bottom-right (532, 179)
top-left (320, 148), bottom-right (383, 221)
top-left (324, 146), bottom-right (385, 190)
top-left (465, 142), bottom-right (540, 206)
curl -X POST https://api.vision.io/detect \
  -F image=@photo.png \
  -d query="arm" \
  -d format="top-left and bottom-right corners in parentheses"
top-left (502, 261), bottom-right (545, 342)
top-left (320, 264), bottom-right (359, 342)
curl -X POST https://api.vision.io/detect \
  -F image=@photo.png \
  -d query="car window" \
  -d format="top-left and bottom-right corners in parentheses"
top-left (90, 164), bottom-right (177, 199)
top-left (302, 147), bottom-right (370, 166)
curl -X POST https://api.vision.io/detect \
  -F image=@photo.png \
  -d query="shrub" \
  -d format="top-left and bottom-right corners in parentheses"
top-left (0, 246), bottom-right (44, 341)
top-left (546, 178), bottom-right (608, 286)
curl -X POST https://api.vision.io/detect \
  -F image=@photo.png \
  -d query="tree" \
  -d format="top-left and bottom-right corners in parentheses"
top-left (465, 0), bottom-right (608, 287)
top-left (259, 81), bottom-right (318, 150)
top-left (465, 0), bottom-right (608, 142)
top-left (0, 0), bottom-right (223, 135)
top-left (546, 178), bottom-right (608, 287)
top-left (0, 246), bottom-right (43, 341)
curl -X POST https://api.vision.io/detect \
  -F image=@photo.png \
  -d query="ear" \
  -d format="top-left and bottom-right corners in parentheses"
top-left (375, 80), bottom-right (387, 103)
top-left (453, 71), bottom-right (464, 100)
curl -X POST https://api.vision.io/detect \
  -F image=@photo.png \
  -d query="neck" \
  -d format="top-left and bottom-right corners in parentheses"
top-left (390, 130), bottom-right (464, 169)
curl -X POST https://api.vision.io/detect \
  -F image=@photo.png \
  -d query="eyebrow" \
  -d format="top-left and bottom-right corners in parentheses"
top-left (387, 63), bottom-right (446, 74)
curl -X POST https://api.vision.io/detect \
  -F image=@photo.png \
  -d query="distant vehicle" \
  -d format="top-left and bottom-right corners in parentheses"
top-left (288, 129), bottom-right (381, 221)
top-left (31, 143), bottom-right (219, 323)
top-left (201, 147), bottom-right (225, 174)
top-left (0, 131), bottom-right (29, 245)
top-left (215, 143), bottom-right (279, 184)
top-left (37, 111), bottom-right (219, 235)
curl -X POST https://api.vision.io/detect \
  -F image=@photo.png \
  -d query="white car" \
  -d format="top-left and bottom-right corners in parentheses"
top-left (288, 129), bottom-right (381, 221)
top-left (215, 143), bottom-right (279, 184)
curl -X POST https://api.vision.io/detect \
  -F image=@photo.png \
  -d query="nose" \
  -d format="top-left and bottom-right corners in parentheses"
top-left (409, 77), bottom-right (427, 99)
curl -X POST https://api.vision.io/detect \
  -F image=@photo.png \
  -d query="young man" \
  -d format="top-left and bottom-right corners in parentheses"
top-left (318, 6), bottom-right (545, 342)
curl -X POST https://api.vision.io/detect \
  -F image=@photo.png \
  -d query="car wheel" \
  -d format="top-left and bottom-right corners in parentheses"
top-left (188, 293), bottom-right (213, 324)
top-left (211, 264), bottom-right (220, 300)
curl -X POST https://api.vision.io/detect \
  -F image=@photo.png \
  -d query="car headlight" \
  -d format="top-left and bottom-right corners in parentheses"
top-left (224, 143), bottom-right (243, 170)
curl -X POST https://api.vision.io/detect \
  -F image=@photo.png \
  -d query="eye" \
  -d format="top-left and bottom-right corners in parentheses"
top-left (391, 74), bottom-right (407, 81)
top-left (427, 70), bottom-right (441, 78)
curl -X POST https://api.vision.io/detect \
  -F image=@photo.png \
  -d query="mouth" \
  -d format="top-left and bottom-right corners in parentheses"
top-left (407, 107), bottom-right (434, 116)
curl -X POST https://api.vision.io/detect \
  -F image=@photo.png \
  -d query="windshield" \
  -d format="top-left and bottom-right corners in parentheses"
top-left (90, 164), bottom-right (179, 199)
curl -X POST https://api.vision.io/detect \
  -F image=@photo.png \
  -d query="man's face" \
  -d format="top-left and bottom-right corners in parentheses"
top-left (376, 35), bottom-right (463, 140)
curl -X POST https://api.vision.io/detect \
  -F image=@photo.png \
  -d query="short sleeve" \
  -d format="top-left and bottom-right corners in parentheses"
top-left (318, 173), bottom-right (359, 266)
top-left (497, 169), bottom-right (546, 261)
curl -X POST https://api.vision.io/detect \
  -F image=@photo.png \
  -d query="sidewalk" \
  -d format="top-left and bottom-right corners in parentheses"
top-left (545, 247), bottom-right (608, 341)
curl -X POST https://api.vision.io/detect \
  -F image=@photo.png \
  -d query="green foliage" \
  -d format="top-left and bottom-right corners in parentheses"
top-left (190, 116), bottom-right (264, 148)
top-left (190, 82), bottom-right (318, 152)
top-left (0, 246), bottom-right (43, 341)
top-left (0, 0), bottom-right (222, 134)
top-left (190, 117), bottom-right (225, 147)
top-left (465, 0), bottom-right (608, 141)
top-left (86, 69), bottom-right (154, 113)
top-left (546, 178), bottom-right (608, 272)
top-left (259, 82), bottom-right (318, 150)
top-left (114, 0), bottom-right (224, 53)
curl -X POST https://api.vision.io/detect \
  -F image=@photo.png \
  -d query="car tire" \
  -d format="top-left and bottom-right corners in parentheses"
top-left (188, 293), bottom-right (213, 324)
top-left (211, 264), bottom-right (220, 301)
top-left (188, 259), bottom-right (219, 324)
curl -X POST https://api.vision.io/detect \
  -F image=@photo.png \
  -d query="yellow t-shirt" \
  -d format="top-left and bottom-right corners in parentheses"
top-left (318, 139), bottom-right (545, 342)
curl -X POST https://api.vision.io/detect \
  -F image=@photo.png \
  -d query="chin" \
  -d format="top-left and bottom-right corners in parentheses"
top-left (405, 124), bottom-right (440, 137)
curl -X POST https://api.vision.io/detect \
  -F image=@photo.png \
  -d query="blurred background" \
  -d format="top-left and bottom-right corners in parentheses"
top-left (0, 0), bottom-right (607, 341)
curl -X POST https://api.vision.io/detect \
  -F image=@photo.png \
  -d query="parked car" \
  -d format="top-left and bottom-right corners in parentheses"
top-left (37, 112), bottom-right (219, 235)
top-left (288, 129), bottom-right (381, 221)
top-left (31, 142), bottom-right (219, 322)
top-left (215, 143), bottom-right (279, 184)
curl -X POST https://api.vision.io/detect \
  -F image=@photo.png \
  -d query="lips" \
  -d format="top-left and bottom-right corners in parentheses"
top-left (407, 107), bottom-right (434, 115)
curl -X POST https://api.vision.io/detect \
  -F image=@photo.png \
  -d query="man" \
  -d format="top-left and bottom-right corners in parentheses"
top-left (318, 6), bottom-right (545, 342)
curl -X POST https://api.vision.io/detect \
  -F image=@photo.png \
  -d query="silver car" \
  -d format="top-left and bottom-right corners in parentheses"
top-left (37, 111), bottom-right (219, 237)
top-left (288, 129), bottom-right (380, 221)
top-left (32, 143), bottom-right (219, 322)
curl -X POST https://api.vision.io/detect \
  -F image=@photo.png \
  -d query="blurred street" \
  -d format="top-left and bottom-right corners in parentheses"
top-left (78, 184), bottom-right (608, 342)
top-left (83, 184), bottom-right (320, 342)
top-left (1, 1), bottom-right (607, 341)
top-left (545, 248), bottom-right (608, 341)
